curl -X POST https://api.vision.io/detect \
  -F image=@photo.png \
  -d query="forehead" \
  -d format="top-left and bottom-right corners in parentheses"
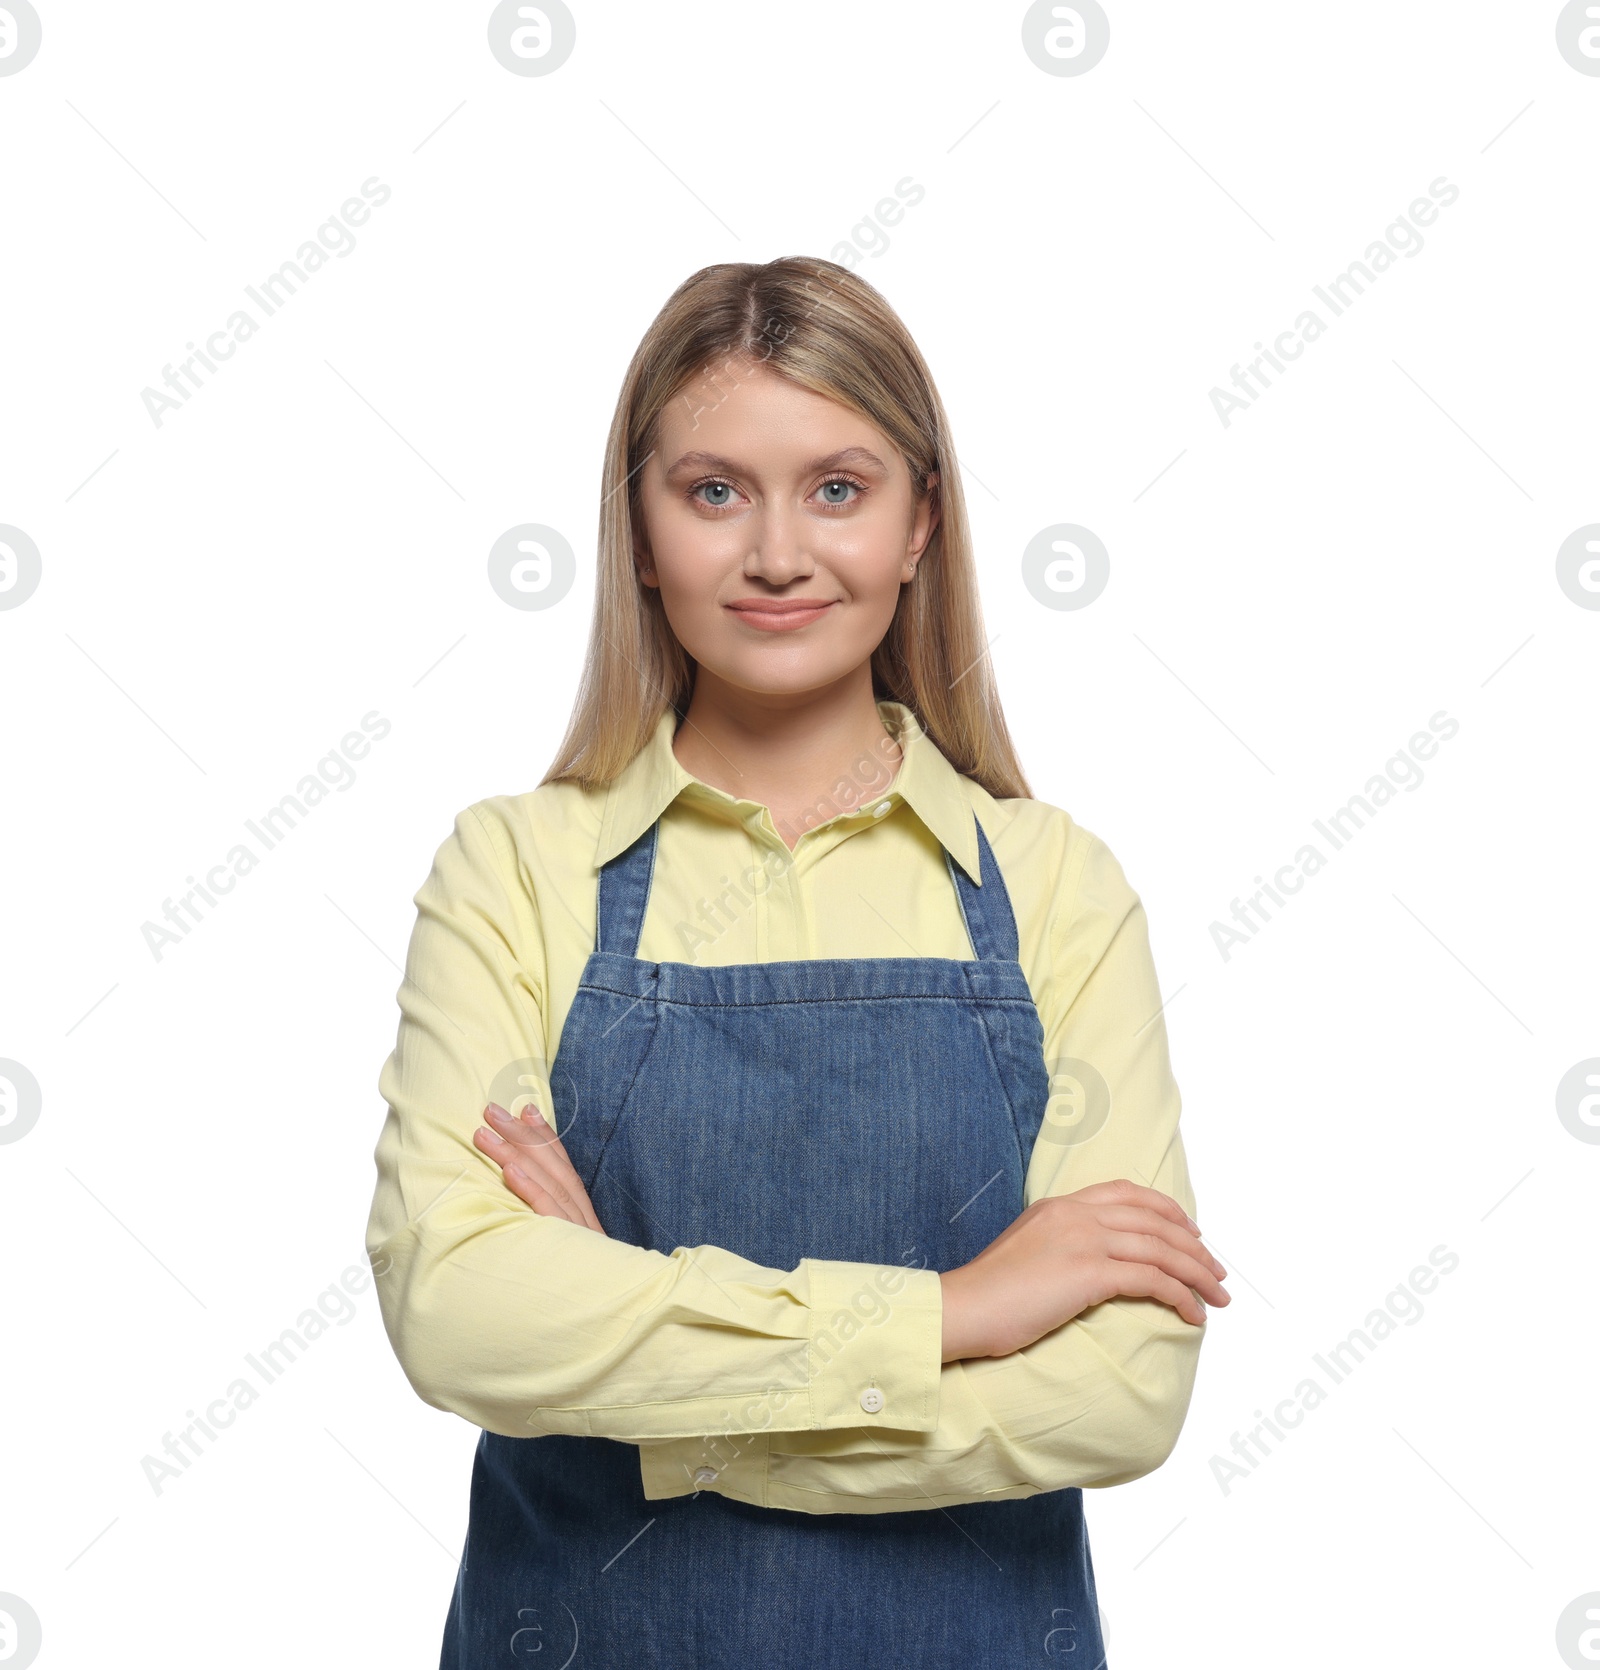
top-left (655, 359), bottom-right (892, 467)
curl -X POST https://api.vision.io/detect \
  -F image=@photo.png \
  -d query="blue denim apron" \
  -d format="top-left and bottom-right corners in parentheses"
top-left (440, 809), bottom-right (1105, 1668)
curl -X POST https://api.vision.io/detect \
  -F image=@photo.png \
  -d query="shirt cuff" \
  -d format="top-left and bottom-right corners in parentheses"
top-left (638, 1433), bottom-right (770, 1502)
top-left (802, 1257), bottom-right (944, 1432)
top-left (636, 1259), bottom-right (943, 1507)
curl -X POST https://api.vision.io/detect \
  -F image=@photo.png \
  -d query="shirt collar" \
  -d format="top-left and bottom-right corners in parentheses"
top-left (594, 699), bottom-right (982, 884)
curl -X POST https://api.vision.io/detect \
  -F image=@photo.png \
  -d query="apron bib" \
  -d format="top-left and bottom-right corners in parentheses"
top-left (440, 810), bottom-right (1106, 1668)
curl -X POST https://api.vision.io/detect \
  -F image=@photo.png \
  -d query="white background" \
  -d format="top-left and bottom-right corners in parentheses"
top-left (2, 2), bottom-right (1596, 1666)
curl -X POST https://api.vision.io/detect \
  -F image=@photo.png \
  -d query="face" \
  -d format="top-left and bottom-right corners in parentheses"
top-left (633, 356), bottom-right (939, 702)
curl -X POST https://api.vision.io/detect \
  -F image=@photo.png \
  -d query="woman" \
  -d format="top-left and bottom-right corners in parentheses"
top-left (367, 256), bottom-right (1229, 1668)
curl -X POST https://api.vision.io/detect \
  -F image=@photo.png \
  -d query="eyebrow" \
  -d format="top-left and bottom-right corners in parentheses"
top-left (662, 445), bottom-right (890, 479)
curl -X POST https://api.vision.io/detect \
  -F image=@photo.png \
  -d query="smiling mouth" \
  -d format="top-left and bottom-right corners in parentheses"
top-left (725, 600), bottom-right (838, 631)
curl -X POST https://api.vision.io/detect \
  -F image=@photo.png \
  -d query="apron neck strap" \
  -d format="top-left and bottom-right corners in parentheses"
top-left (947, 814), bottom-right (1019, 962)
top-left (596, 817), bottom-right (661, 958)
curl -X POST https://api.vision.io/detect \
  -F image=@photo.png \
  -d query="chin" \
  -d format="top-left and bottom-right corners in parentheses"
top-left (707, 654), bottom-right (857, 698)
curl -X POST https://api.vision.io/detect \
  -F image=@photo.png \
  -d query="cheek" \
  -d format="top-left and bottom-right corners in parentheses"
top-left (814, 519), bottom-right (911, 596)
top-left (641, 519), bottom-right (736, 653)
top-left (648, 512), bottom-right (741, 590)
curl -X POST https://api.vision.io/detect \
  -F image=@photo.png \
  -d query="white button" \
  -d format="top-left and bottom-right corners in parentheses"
top-left (693, 1466), bottom-right (718, 1484)
top-left (859, 1386), bottom-right (884, 1413)
top-left (872, 800), bottom-right (891, 818)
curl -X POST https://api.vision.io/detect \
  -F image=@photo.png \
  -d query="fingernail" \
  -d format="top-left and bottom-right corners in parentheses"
top-left (1186, 1215), bottom-right (1201, 1233)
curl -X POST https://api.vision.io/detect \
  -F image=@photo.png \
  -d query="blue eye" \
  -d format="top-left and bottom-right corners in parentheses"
top-left (687, 474), bottom-right (866, 512)
top-left (817, 476), bottom-right (866, 507)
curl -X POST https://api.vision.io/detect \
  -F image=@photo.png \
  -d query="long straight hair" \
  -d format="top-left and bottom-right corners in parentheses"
top-left (541, 256), bottom-right (1033, 801)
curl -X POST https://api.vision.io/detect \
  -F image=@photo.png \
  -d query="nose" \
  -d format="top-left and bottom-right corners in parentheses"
top-left (744, 500), bottom-right (815, 587)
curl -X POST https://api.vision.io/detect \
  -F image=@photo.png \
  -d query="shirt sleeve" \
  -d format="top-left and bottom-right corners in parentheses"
top-left (365, 802), bottom-right (946, 1443)
top-left (744, 828), bottom-right (1207, 1512)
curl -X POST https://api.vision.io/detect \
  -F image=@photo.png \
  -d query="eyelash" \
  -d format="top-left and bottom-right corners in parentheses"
top-left (686, 473), bottom-right (869, 514)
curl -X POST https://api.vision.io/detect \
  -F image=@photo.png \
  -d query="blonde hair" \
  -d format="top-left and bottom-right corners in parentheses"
top-left (542, 256), bottom-right (1033, 801)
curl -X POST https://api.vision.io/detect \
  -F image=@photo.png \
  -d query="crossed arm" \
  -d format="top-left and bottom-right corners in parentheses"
top-left (391, 806), bottom-right (1226, 1510)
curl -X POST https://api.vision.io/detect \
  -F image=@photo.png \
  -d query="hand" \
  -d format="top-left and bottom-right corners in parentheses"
top-left (939, 1179), bottom-right (1228, 1361)
top-left (473, 1101), bottom-right (607, 1234)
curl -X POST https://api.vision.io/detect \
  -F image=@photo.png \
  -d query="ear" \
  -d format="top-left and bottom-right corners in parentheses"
top-left (908, 471), bottom-right (941, 562)
top-left (633, 541), bottom-right (658, 588)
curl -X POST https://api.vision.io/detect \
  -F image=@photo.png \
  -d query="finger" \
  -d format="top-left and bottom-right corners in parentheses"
top-left (1103, 1229), bottom-right (1229, 1307)
top-left (474, 1127), bottom-right (578, 1222)
top-left (1095, 1204), bottom-right (1227, 1280)
top-left (1071, 1177), bottom-right (1201, 1233)
top-left (1070, 1177), bottom-right (1202, 1235)
top-left (478, 1103), bottom-right (609, 1234)
top-left (501, 1160), bottom-right (586, 1225)
top-left (480, 1114), bottom-right (591, 1206)
top-left (1095, 1257), bottom-right (1209, 1326)
top-left (477, 1122), bottom-right (607, 1235)
top-left (490, 1105), bottom-right (591, 1202)
top-left (477, 1120), bottom-right (569, 1193)
top-left (473, 1123), bottom-right (554, 1197)
top-left (516, 1105), bottom-right (588, 1183)
top-left (484, 1102), bottom-right (564, 1156)
top-left (508, 1160), bottom-right (605, 1235)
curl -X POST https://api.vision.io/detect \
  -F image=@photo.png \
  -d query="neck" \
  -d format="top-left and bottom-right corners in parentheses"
top-left (671, 671), bottom-right (904, 850)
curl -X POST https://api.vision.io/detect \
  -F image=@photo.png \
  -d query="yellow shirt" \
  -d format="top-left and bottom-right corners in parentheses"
top-left (367, 699), bottom-right (1205, 1515)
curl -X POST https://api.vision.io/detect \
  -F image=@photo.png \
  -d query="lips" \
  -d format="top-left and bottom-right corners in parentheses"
top-left (725, 600), bottom-right (838, 631)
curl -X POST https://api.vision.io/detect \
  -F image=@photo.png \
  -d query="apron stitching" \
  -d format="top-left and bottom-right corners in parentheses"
top-left (582, 989), bottom-right (666, 1195)
top-left (571, 986), bottom-right (1038, 1011)
top-left (958, 961), bottom-right (1030, 1180)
